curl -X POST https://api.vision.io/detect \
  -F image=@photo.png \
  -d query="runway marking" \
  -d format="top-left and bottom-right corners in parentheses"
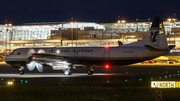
top-left (0, 73), bottom-right (124, 78)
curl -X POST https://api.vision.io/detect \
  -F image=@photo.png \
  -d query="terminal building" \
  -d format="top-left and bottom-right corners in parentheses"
top-left (0, 18), bottom-right (180, 56)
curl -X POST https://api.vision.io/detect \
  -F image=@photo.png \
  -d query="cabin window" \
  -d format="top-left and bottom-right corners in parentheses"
top-left (17, 52), bottom-right (21, 55)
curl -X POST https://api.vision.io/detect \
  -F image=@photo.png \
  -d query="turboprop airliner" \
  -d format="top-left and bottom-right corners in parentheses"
top-left (5, 17), bottom-right (175, 75)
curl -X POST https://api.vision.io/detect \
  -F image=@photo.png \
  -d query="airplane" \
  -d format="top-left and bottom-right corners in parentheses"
top-left (5, 16), bottom-right (175, 75)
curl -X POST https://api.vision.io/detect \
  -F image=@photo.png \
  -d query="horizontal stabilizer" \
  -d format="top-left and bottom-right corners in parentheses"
top-left (144, 45), bottom-right (161, 51)
top-left (168, 45), bottom-right (176, 50)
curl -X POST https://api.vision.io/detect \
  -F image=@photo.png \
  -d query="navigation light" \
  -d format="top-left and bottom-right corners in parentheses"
top-left (32, 56), bottom-right (35, 59)
top-left (105, 45), bottom-right (109, 48)
top-left (105, 65), bottom-right (109, 69)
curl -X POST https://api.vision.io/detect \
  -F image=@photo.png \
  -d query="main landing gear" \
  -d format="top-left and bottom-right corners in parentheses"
top-left (63, 66), bottom-right (94, 75)
top-left (87, 66), bottom-right (94, 75)
top-left (19, 66), bottom-right (24, 75)
top-left (64, 69), bottom-right (72, 75)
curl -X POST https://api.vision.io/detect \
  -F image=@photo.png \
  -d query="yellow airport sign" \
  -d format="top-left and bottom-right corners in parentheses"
top-left (151, 81), bottom-right (180, 88)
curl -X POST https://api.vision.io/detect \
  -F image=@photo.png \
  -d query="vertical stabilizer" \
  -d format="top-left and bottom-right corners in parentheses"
top-left (125, 16), bottom-right (168, 49)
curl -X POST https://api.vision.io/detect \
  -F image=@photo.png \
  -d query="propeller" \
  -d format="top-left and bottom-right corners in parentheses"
top-left (26, 61), bottom-right (43, 72)
top-left (26, 61), bottom-right (36, 71)
top-left (35, 62), bottom-right (43, 72)
top-left (26, 49), bottom-right (45, 72)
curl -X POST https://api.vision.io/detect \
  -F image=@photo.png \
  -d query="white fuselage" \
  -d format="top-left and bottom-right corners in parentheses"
top-left (5, 46), bottom-right (169, 66)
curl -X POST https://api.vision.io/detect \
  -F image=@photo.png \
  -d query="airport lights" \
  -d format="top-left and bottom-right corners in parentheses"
top-left (7, 81), bottom-right (13, 86)
top-left (117, 20), bottom-right (126, 43)
top-left (167, 18), bottom-right (171, 22)
top-left (71, 22), bottom-right (74, 47)
top-left (167, 18), bottom-right (177, 45)
top-left (74, 22), bottom-right (78, 47)
top-left (5, 23), bottom-right (12, 56)
top-left (117, 20), bottom-right (120, 39)
top-left (71, 22), bottom-right (78, 47)
top-left (173, 19), bottom-right (177, 45)
top-left (121, 20), bottom-right (126, 44)
top-left (167, 18), bottom-right (171, 44)
top-left (121, 20), bottom-right (125, 24)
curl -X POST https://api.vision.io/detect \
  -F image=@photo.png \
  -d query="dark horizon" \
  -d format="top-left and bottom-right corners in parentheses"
top-left (0, 0), bottom-right (179, 25)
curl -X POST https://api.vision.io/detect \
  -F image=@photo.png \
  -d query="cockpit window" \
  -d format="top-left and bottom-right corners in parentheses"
top-left (17, 52), bottom-right (21, 55)
top-left (9, 51), bottom-right (15, 55)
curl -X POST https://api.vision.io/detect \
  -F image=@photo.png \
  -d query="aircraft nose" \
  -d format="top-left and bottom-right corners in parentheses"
top-left (4, 55), bottom-right (10, 64)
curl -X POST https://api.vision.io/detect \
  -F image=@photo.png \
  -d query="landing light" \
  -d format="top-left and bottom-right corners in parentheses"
top-left (56, 50), bottom-right (60, 53)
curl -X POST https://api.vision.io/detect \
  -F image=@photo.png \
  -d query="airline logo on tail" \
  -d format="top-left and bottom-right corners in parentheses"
top-left (150, 31), bottom-right (159, 42)
top-left (149, 22), bottom-right (164, 45)
top-left (159, 23), bottom-right (163, 28)
top-left (159, 23), bottom-right (164, 35)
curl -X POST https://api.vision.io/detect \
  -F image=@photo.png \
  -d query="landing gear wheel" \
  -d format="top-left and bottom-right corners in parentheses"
top-left (20, 70), bottom-right (24, 75)
top-left (87, 69), bottom-right (94, 75)
top-left (64, 70), bottom-right (72, 75)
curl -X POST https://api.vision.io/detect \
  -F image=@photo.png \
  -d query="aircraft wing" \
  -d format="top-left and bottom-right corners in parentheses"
top-left (31, 53), bottom-right (81, 64)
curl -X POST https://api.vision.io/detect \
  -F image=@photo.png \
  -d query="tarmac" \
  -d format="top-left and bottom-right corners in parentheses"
top-left (1, 62), bottom-right (180, 85)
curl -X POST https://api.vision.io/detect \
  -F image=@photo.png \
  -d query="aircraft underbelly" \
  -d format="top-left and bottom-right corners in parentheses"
top-left (78, 59), bottom-right (147, 66)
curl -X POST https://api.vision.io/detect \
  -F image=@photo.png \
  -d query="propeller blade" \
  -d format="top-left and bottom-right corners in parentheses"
top-left (26, 61), bottom-right (36, 71)
top-left (36, 63), bottom-right (43, 72)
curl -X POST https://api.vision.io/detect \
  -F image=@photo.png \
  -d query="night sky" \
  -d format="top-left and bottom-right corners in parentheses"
top-left (0, 0), bottom-right (179, 25)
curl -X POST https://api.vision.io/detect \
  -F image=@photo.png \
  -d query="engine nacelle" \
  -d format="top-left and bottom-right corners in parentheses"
top-left (52, 66), bottom-right (69, 70)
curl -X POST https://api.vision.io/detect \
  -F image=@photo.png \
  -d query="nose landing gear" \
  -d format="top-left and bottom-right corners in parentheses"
top-left (19, 66), bottom-right (24, 75)
top-left (87, 66), bottom-right (94, 75)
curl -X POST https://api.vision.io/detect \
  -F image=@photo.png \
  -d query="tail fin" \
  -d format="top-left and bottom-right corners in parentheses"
top-left (125, 16), bottom-right (169, 49)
